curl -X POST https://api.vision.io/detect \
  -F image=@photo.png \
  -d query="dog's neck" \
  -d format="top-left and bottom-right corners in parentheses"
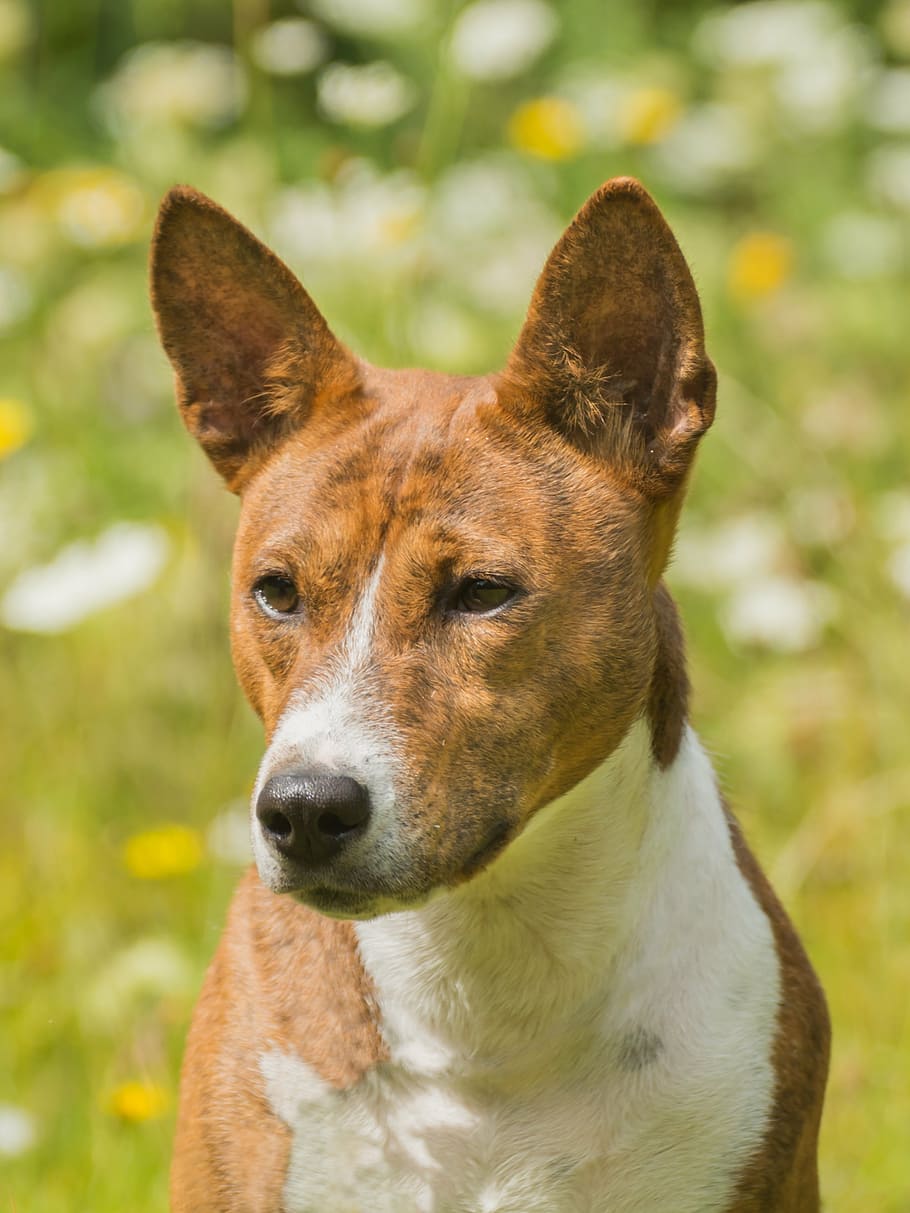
top-left (355, 718), bottom-right (737, 1087)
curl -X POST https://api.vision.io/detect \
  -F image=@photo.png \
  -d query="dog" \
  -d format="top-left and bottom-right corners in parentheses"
top-left (151, 176), bottom-right (829, 1212)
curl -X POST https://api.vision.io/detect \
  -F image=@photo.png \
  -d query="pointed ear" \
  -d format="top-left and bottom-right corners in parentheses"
top-left (150, 187), bottom-right (357, 491)
top-left (503, 177), bottom-right (716, 496)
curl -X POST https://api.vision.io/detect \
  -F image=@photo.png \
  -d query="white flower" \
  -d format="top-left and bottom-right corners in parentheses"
top-left (84, 938), bottom-right (194, 1029)
top-left (309, 0), bottom-right (428, 38)
top-left (97, 42), bottom-right (247, 132)
top-left (1, 522), bottom-right (169, 634)
top-left (693, 1), bottom-right (840, 69)
top-left (722, 576), bottom-right (836, 652)
top-left (821, 211), bottom-right (905, 279)
top-left (270, 161), bottom-right (425, 266)
top-left (457, 227), bottom-right (556, 312)
top-left (672, 513), bottom-right (787, 592)
top-left (558, 71), bottom-right (628, 149)
top-left (429, 156), bottom-right (559, 312)
top-left (250, 18), bottom-right (328, 77)
top-left (773, 26), bottom-right (872, 133)
top-left (648, 103), bottom-right (759, 192)
top-left (695, 3), bottom-right (872, 133)
top-left (867, 143), bottom-right (910, 210)
top-left (317, 61), bottom-right (416, 127)
top-left (865, 68), bottom-right (910, 133)
top-left (207, 801), bottom-right (252, 866)
top-left (270, 183), bottom-right (338, 260)
top-left (449, 0), bottom-right (557, 81)
top-left (433, 156), bottom-right (536, 239)
top-left (0, 1105), bottom-right (36, 1157)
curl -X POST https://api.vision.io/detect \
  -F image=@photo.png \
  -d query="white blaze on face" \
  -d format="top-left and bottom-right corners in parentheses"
top-left (250, 557), bottom-right (404, 889)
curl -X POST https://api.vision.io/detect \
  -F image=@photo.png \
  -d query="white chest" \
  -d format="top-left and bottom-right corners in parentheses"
top-left (261, 1017), bottom-right (775, 1213)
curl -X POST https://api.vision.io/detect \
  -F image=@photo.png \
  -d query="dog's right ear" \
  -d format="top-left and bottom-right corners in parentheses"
top-left (150, 186), bottom-right (357, 491)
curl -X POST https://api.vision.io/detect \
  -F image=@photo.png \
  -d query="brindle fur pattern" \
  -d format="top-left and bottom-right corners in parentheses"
top-left (152, 178), bottom-right (829, 1212)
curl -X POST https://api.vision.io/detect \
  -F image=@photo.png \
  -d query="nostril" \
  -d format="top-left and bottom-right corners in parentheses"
top-left (317, 811), bottom-right (351, 838)
top-left (263, 810), bottom-right (292, 840)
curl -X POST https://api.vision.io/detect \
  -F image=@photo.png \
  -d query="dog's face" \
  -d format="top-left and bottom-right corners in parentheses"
top-left (151, 179), bottom-right (715, 917)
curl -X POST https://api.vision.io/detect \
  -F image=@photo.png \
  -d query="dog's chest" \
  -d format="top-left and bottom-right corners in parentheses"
top-left (262, 1050), bottom-right (605, 1212)
top-left (259, 1025), bottom-right (773, 1213)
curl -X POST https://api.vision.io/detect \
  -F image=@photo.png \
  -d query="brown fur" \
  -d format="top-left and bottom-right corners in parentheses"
top-left (151, 178), bottom-right (828, 1211)
top-left (171, 871), bottom-right (387, 1212)
top-left (150, 186), bottom-right (361, 491)
top-left (724, 814), bottom-right (831, 1212)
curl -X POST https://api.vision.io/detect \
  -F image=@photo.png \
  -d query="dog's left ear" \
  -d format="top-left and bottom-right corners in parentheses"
top-left (503, 177), bottom-right (716, 498)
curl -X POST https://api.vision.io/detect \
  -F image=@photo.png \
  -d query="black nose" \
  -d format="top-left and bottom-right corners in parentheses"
top-left (256, 772), bottom-right (371, 867)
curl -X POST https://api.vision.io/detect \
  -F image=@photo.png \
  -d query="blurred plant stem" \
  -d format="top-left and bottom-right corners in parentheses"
top-left (416, 11), bottom-right (470, 180)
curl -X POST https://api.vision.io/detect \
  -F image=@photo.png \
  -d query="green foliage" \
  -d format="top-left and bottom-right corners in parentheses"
top-left (1, 0), bottom-right (909, 1207)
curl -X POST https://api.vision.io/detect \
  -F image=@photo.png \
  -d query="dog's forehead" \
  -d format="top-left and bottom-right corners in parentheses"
top-left (235, 364), bottom-right (641, 579)
top-left (239, 368), bottom-right (539, 535)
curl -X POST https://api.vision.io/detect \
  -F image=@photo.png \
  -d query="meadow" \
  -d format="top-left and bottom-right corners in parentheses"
top-left (1, 0), bottom-right (909, 1208)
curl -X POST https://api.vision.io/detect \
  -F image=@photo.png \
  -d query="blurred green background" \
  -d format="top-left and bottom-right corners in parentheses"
top-left (1, 0), bottom-right (909, 1208)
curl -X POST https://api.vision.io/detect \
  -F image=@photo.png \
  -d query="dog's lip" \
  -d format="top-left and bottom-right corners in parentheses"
top-left (460, 818), bottom-right (514, 880)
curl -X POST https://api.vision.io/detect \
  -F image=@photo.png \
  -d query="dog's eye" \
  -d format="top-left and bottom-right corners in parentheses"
top-left (253, 575), bottom-right (300, 617)
top-left (454, 578), bottom-right (516, 615)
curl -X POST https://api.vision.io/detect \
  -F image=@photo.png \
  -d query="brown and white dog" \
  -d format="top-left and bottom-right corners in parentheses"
top-left (151, 177), bottom-right (829, 1213)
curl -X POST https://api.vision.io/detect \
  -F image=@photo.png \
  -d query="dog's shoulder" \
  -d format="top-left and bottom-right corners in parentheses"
top-left (170, 870), bottom-right (386, 1212)
top-left (724, 815), bottom-right (830, 1212)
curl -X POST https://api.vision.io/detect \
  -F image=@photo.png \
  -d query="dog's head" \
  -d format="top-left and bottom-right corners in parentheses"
top-left (151, 178), bottom-right (715, 918)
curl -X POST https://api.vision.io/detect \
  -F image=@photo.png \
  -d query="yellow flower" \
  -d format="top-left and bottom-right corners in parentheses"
top-left (618, 86), bottom-right (682, 146)
top-left (728, 231), bottom-right (794, 300)
top-left (508, 97), bottom-right (585, 161)
top-left (108, 1081), bottom-right (169, 1122)
top-left (0, 397), bottom-right (32, 458)
top-left (123, 824), bottom-right (203, 879)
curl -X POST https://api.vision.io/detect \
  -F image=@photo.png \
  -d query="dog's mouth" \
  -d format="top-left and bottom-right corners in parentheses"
top-left (259, 813), bottom-right (518, 916)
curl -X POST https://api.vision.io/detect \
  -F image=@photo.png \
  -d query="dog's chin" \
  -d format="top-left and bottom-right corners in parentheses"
top-left (256, 866), bottom-right (435, 919)
top-left (290, 886), bottom-right (420, 920)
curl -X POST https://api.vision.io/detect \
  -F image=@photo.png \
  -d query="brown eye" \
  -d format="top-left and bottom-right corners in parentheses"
top-left (454, 578), bottom-right (516, 615)
top-left (253, 575), bottom-right (300, 617)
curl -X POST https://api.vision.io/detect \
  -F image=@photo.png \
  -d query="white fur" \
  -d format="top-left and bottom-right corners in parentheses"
top-left (251, 558), bottom-right (406, 892)
top-left (260, 721), bottom-right (781, 1212)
